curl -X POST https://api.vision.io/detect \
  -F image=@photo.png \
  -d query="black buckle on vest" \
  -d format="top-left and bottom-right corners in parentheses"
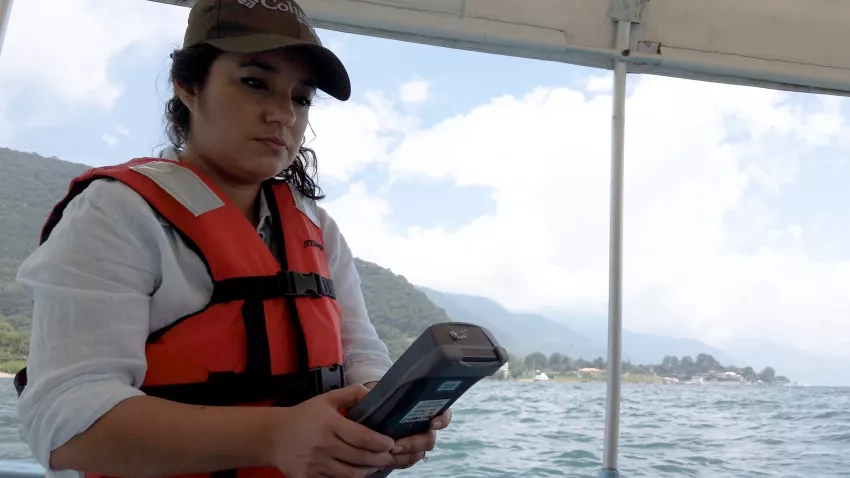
top-left (209, 271), bottom-right (336, 305)
top-left (269, 364), bottom-right (345, 408)
top-left (309, 364), bottom-right (345, 394)
top-left (278, 271), bottom-right (335, 298)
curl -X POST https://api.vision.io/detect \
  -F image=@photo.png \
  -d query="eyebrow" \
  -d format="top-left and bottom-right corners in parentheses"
top-left (238, 59), bottom-right (277, 72)
top-left (238, 60), bottom-right (319, 88)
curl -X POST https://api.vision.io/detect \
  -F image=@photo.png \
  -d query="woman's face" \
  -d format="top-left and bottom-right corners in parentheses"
top-left (178, 48), bottom-right (316, 185)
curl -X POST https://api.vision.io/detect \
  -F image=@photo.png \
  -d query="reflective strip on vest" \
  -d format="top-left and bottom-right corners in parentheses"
top-left (129, 161), bottom-right (224, 217)
top-left (288, 183), bottom-right (320, 227)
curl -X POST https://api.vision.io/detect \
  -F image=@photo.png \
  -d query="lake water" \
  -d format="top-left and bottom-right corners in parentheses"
top-left (0, 379), bottom-right (848, 477)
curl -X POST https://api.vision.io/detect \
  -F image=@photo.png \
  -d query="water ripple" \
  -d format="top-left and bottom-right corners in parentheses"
top-left (0, 380), bottom-right (847, 476)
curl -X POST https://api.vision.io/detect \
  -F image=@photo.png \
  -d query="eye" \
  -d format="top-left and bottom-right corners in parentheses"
top-left (293, 96), bottom-right (314, 108)
top-left (241, 77), bottom-right (268, 90)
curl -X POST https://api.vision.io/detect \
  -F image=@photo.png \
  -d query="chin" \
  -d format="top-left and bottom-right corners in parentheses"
top-left (251, 155), bottom-right (293, 181)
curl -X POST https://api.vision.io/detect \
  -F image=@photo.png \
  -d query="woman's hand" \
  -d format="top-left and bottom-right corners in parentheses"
top-left (362, 381), bottom-right (453, 470)
top-left (388, 409), bottom-right (452, 469)
top-left (269, 384), bottom-right (397, 478)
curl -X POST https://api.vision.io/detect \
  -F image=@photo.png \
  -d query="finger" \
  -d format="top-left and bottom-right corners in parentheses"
top-left (333, 417), bottom-right (395, 453)
top-left (393, 430), bottom-right (437, 454)
top-left (324, 384), bottom-right (371, 409)
top-left (331, 437), bottom-right (395, 469)
top-left (390, 451), bottom-right (426, 469)
top-left (431, 409), bottom-right (452, 430)
top-left (320, 458), bottom-right (375, 478)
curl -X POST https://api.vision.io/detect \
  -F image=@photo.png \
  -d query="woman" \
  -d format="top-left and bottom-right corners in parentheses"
top-left (14, 0), bottom-right (449, 477)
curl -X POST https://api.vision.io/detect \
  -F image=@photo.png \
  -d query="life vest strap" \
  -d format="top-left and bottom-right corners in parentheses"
top-left (210, 471), bottom-right (236, 478)
top-left (140, 364), bottom-right (344, 407)
top-left (210, 271), bottom-right (336, 305)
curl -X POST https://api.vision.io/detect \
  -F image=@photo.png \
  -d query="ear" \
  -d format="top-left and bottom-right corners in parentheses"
top-left (173, 79), bottom-right (199, 113)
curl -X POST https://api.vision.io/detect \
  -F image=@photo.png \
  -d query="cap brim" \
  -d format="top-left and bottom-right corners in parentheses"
top-left (205, 35), bottom-right (351, 101)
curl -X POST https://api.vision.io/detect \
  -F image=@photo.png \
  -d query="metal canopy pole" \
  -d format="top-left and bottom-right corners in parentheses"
top-left (598, 1), bottom-right (644, 477)
top-left (0, 0), bottom-right (12, 60)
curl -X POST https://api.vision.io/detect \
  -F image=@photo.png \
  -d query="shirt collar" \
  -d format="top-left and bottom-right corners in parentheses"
top-left (157, 147), bottom-right (272, 234)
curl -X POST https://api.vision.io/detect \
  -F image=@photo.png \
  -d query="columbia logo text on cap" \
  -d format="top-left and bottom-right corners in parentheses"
top-left (237, 0), bottom-right (316, 35)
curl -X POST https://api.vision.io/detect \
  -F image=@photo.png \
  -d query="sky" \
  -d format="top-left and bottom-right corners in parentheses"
top-left (1, 0), bottom-right (849, 364)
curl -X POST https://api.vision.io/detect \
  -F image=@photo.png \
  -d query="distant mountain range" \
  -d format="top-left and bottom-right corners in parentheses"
top-left (1, 147), bottom-right (846, 386)
top-left (539, 311), bottom-right (739, 366)
top-left (419, 288), bottom-right (847, 386)
top-left (420, 287), bottom-right (604, 360)
top-left (421, 287), bottom-right (735, 365)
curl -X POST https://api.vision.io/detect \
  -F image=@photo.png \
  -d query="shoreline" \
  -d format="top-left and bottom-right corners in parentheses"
top-left (502, 376), bottom-right (794, 386)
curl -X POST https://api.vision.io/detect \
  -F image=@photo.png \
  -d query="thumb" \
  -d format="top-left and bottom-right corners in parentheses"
top-left (323, 384), bottom-right (370, 409)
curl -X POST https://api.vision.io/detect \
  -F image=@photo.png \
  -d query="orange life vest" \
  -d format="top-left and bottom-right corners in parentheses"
top-left (14, 157), bottom-right (345, 478)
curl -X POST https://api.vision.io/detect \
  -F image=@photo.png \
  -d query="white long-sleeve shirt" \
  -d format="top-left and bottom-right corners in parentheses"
top-left (15, 149), bottom-right (393, 475)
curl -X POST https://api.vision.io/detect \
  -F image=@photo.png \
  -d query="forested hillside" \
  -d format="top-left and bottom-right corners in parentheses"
top-left (0, 148), bottom-right (88, 324)
top-left (354, 259), bottom-right (453, 358)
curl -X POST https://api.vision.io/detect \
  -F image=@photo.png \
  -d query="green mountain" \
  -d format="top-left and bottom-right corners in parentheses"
top-left (354, 259), bottom-right (453, 359)
top-left (0, 148), bottom-right (89, 324)
top-left (0, 147), bottom-right (451, 370)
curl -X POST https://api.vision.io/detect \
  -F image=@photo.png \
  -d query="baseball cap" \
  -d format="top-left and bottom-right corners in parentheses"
top-left (184, 0), bottom-right (351, 101)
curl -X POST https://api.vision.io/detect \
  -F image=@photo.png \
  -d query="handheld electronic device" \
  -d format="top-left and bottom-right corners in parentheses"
top-left (345, 322), bottom-right (509, 476)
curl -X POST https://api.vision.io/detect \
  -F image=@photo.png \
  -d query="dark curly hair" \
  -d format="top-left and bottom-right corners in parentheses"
top-left (164, 43), bottom-right (325, 200)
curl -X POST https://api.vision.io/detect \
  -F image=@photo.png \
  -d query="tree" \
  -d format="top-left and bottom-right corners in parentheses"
top-left (695, 353), bottom-right (723, 373)
top-left (525, 352), bottom-right (547, 370)
top-left (592, 357), bottom-right (606, 370)
top-left (758, 366), bottom-right (776, 382)
top-left (548, 352), bottom-right (563, 369)
top-left (0, 315), bottom-right (28, 373)
top-left (509, 354), bottom-right (527, 378)
top-left (679, 356), bottom-right (695, 377)
top-left (661, 355), bottom-right (679, 369)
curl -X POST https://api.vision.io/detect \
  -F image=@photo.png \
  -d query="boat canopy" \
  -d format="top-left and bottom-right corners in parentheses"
top-left (147, 0), bottom-right (850, 97)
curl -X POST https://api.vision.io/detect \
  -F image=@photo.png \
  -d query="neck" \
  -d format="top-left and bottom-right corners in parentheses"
top-left (177, 146), bottom-right (261, 227)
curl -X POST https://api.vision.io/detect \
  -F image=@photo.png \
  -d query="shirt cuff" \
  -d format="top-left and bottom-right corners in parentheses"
top-left (19, 378), bottom-right (144, 470)
top-left (344, 363), bottom-right (391, 386)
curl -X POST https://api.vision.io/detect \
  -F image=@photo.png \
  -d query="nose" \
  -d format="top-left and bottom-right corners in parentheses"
top-left (263, 97), bottom-right (297, 127)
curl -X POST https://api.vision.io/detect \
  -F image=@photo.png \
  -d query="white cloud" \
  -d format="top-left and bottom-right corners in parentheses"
top-left (101, 133), bottom-right (119, 147)
top-left (306, 98), bottom-right (395, 183)
top-left (399, 78), bottom-right (430, 104)
top-left (315, 74), bottom-right (850, 361)
top-left (586, 74), bottom-right (611, 93)
top-left (101, 124), bottom-right (131, 147)
top-left (306, 88), bottom-right (420, 183)
top-left (0, 0), bottom-right (186, 140)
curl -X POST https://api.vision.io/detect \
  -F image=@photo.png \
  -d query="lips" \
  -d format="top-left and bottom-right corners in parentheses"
top-left (257, 137), bottom-right (287, 153)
